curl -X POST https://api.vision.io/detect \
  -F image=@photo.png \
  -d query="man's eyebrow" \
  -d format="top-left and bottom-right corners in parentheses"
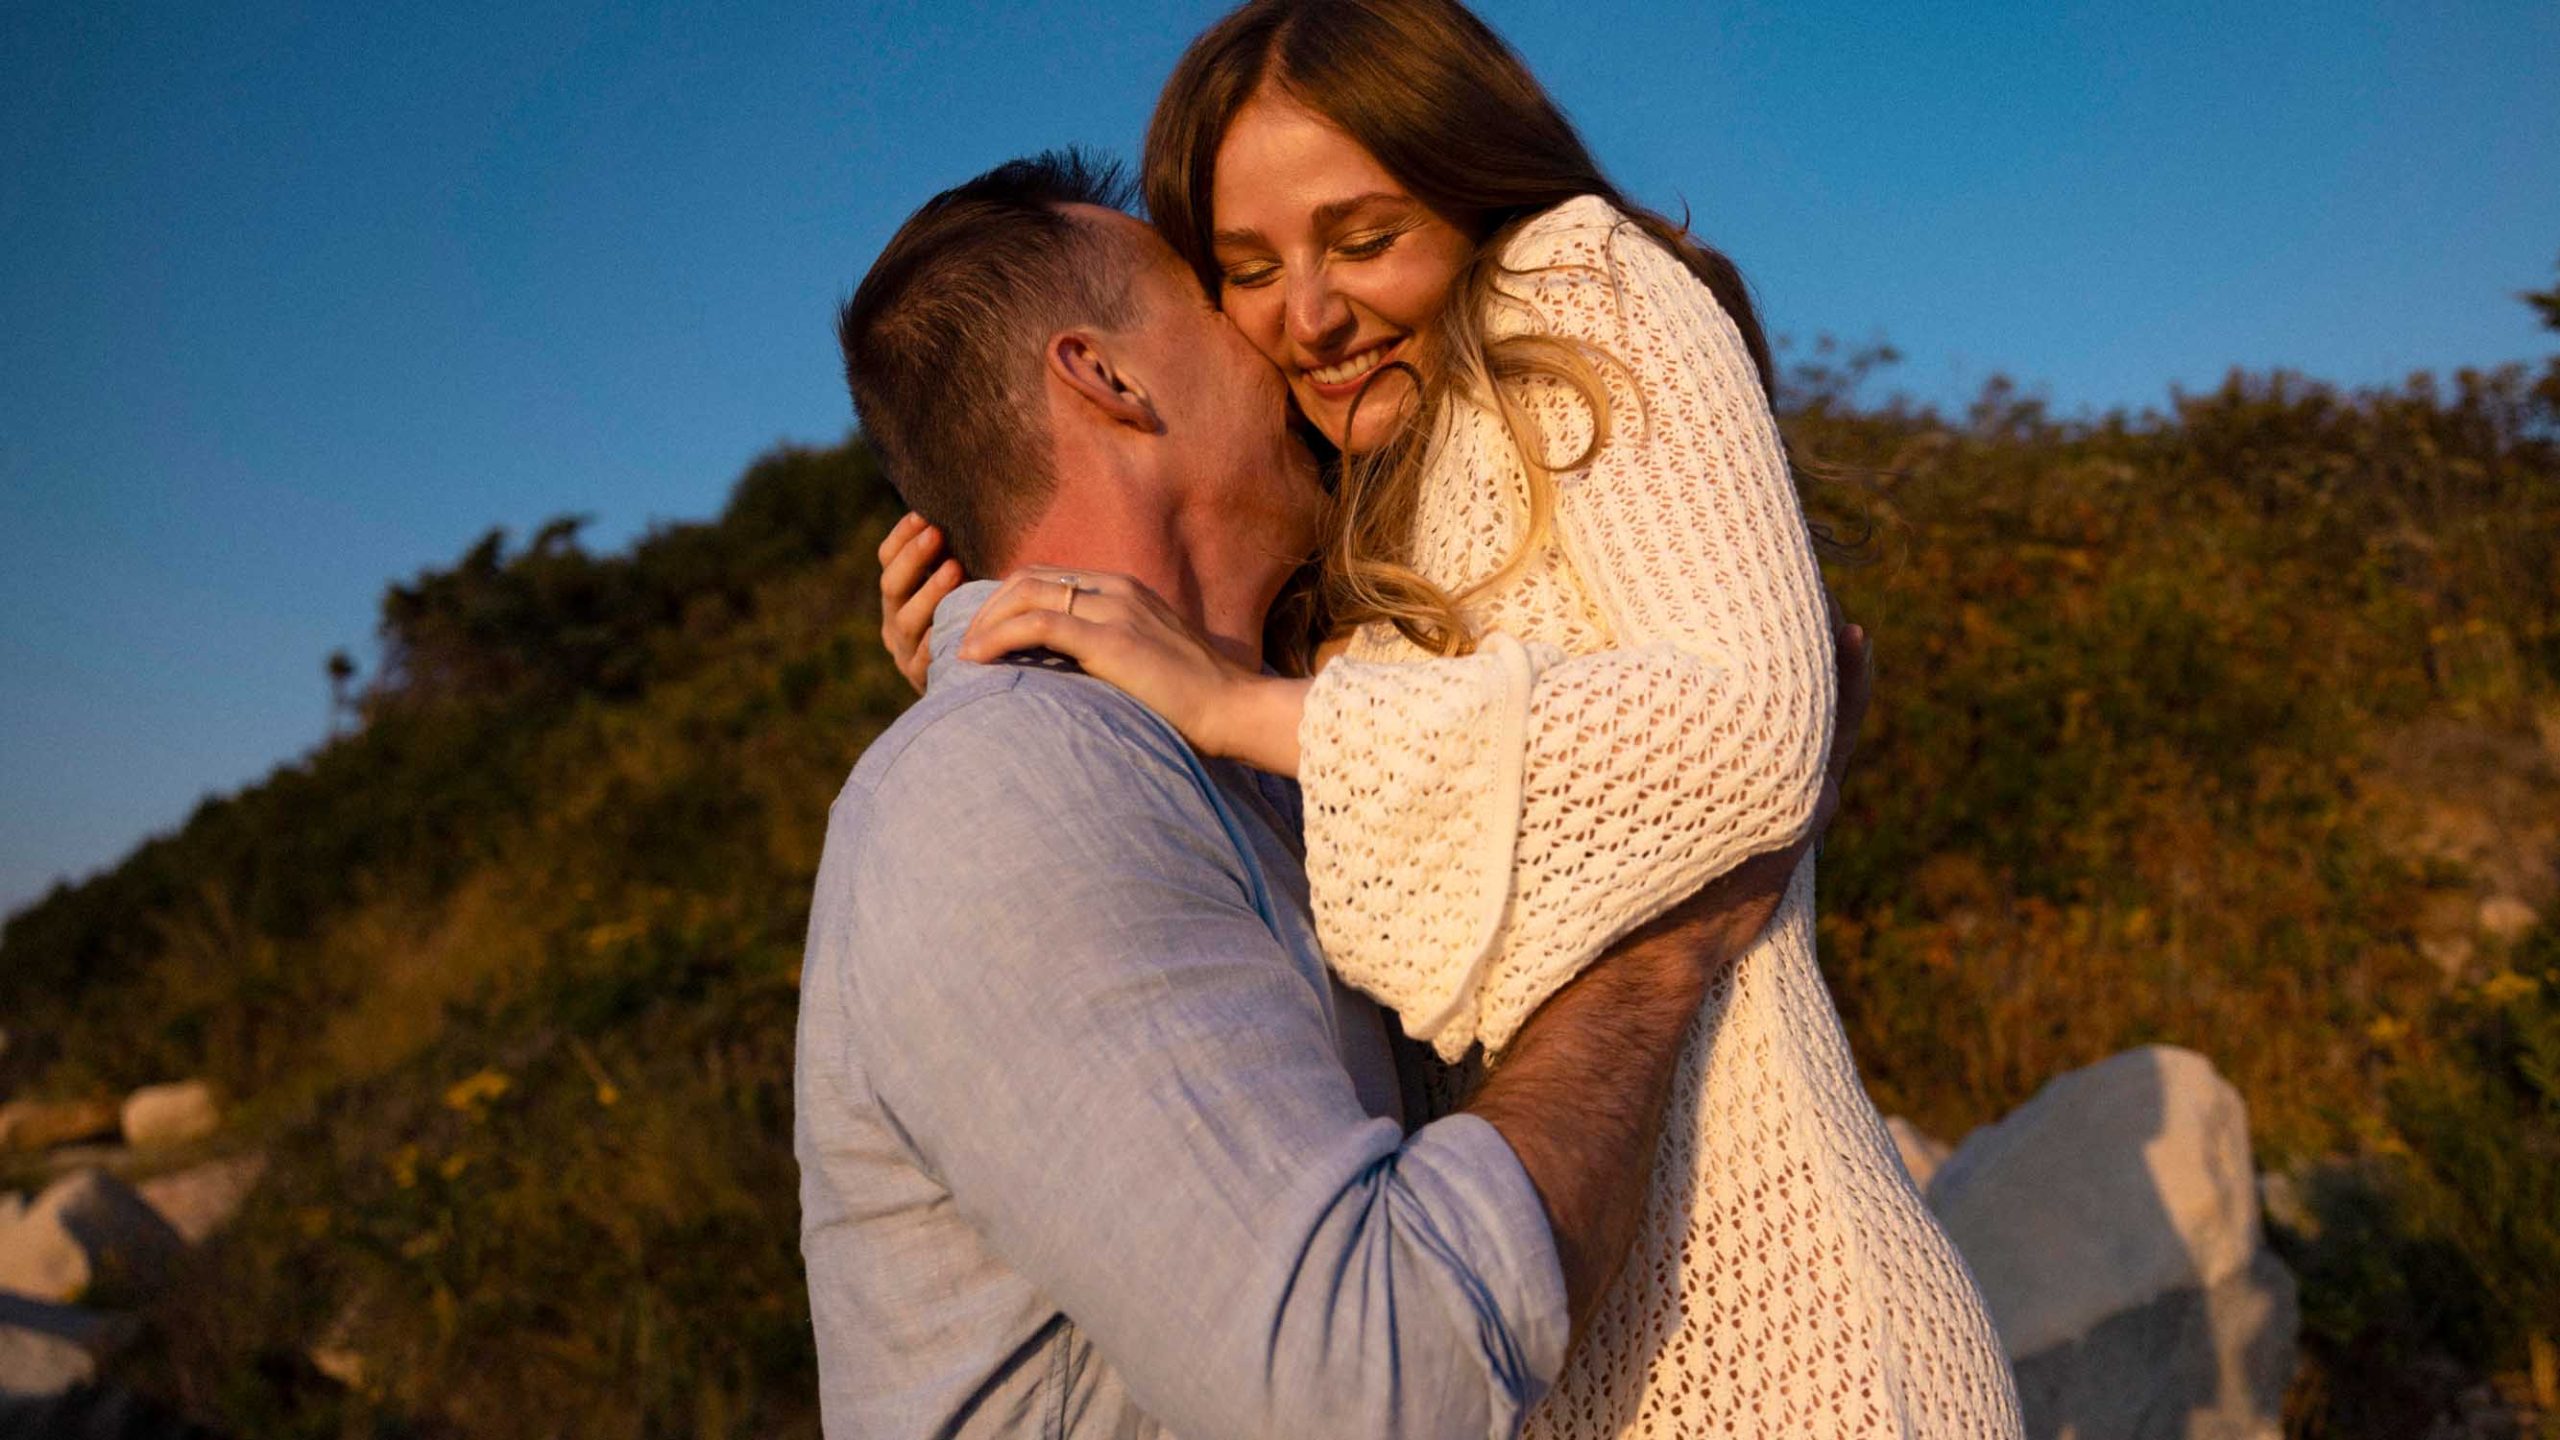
top-left (1211, 191), bottom-right (1411, 251)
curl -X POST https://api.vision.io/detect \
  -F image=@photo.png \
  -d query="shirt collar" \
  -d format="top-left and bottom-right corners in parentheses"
top-left (923, 579), bottom-right (1006, 688)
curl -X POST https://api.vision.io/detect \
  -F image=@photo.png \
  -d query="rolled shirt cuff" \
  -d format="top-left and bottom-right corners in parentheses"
top-left (1393, 1111), bottom-right (1572, 1429)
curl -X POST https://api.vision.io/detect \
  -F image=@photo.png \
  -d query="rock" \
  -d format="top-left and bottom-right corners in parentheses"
top-left (2009, 1249), bottom-right (2298, 1440)
top-left (0, 1099), bottom-right (118, 1155)
top-left (0, 1320), bottom-right (94, 1398)
top-left (136, 1154), bottom-right (266, 1245)
top-left (0, 1170), bottom-right (185, 1304)
top-left (1886, 1116), bottom-right (1954, 1191)
top-left (2479, 894), bottom-right (2541, 947)
top-left (1928, 1045), bottom-right (2298, 1439)
top-left (0, 1293), bottom-right (134, 1400)
top-left (118, 1082), bottom-right (218, 1150)
top-left (1929, 1046), bottom-right (2263, 1353)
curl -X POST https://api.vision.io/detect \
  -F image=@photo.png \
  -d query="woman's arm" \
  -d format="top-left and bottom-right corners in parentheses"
top-left (1299, 200), bottom-right (1836, 1058)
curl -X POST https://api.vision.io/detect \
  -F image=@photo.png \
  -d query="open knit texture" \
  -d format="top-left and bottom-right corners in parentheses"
top-left (1299, 197), bottom-right (2023, 1437)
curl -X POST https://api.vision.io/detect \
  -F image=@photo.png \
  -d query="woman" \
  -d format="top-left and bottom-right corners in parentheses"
top-left (885, 2), bottom-right (2022, 1434)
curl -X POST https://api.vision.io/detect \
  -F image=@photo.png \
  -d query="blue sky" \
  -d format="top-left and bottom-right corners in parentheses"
top-left (4, 0), bottom-right (2556, 918)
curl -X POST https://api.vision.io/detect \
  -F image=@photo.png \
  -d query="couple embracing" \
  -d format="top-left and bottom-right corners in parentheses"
top-left (794, 1), bottom-right (2025, 1436)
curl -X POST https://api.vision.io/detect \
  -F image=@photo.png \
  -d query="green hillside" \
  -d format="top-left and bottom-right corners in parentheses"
top-left (4, 282), bottom-right (2556, 1437)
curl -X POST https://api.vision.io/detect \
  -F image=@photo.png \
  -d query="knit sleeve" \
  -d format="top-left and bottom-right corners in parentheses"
top-left (1299, 198), bottom-right (1836, 1061)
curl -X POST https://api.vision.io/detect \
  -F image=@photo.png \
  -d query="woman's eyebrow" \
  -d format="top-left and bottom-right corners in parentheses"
top-left (1310, 191), bottom-right (1407, 229)
top-left (1212, 191), bottom-right (1410, 250)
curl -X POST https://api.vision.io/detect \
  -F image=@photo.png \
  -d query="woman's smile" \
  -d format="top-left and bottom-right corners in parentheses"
top-left (1299, 337), bottom-right (1406, 401)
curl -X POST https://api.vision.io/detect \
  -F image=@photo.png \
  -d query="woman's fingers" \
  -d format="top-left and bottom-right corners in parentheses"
top-left (879, 521), bottom-right (946, 609)
top-left (896, 559), bottom-right (963, 647)
top-left (957, 603), bottom-right (1122, 669)
top-left (892, 559), bottom-right (962, 689)
top-left (877, 512), bottom-right (927, 569)
top-left (877, 521), bottom-right (951, 695)
top-left (1006, 567), bottom-right (1141, 607)
top-left (962, 570), bottom-right (1137, 646)
top-left (956, 573), bottom-right (1066, 659)
top-left (960, 575), bottom-right (1133, 661)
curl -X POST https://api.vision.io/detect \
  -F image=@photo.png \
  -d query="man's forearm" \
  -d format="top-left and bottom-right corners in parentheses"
top-left (1465, 878), bottom-right (1784, 1338)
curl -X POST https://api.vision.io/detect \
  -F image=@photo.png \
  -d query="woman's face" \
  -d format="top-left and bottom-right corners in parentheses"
top-left (1208, 83), bottom-right (1476, 455)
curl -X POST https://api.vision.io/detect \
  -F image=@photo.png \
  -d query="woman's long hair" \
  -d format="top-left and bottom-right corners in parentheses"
top-left (1144, 0), bottom-right (1787, 668)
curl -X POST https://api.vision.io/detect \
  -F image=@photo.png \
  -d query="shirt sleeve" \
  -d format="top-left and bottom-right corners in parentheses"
top-left (1299, 197), bottom-right (1836, 1060)
top-left (839, 681), bottom-right (1569, 1440)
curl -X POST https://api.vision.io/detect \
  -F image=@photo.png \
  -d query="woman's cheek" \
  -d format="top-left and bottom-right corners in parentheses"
top-left (1223, 293), bottom-right (1288, 368)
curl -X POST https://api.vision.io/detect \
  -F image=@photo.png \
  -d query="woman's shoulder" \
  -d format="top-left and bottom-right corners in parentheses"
top-left (1497, 194), bottom-right (1650, 268)
top-left (1483, 194), bottom-right (1710, 348)
top-left (1491, 195), bottom-right (1704, 315)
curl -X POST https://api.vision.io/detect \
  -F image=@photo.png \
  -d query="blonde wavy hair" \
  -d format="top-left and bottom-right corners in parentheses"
top-left (1144, 0), bottom-right (1792, 672)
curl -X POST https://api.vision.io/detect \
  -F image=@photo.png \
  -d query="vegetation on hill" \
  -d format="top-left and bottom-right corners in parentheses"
top-left (4, 270), bottom-right (2556, 1437)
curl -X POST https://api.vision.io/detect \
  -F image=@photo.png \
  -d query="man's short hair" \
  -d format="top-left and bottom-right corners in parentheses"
top-left (838, 149), bottom-right (1142, 576)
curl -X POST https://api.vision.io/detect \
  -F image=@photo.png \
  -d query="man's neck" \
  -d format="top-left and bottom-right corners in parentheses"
top-left (1006, 469), bottom-right (1286, 673)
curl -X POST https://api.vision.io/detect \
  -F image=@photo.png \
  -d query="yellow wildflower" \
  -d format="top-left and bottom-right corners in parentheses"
top-left (2478, 971), bottom-right (2540, 1007)
top-left (443, 1068), bottom-right (513, 1113)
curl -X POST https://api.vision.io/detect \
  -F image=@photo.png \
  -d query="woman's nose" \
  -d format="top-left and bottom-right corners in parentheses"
top-left (1285, 274), bottom-right (1356, 354)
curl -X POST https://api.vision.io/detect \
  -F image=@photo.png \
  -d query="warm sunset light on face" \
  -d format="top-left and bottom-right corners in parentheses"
top-left (1208, 85), bottom-right (1476, 455)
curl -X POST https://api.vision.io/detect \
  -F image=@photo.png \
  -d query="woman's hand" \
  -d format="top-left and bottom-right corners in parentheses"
top-left (878, 512), bottom-right (966, 695)
top-left (958, 567), bottom-right (1312, 776)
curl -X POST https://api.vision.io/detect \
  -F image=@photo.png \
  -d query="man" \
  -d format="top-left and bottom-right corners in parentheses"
top-left (796, 151), bottom-right (1866, 1439)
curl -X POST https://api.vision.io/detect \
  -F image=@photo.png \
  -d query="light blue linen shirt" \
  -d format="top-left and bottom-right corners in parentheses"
top-left (794, 580), bottom-right (1569, 1439)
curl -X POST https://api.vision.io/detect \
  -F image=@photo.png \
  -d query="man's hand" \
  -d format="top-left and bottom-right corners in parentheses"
top-left (1466, 617), bottom-right (1872, 1340)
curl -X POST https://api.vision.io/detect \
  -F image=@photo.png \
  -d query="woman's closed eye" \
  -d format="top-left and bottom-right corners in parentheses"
top-left (1332, 228), bottom-right (1403, 261)
top-left (1223, 259), bottom-right (1282, 290)
top-left (1220, 225), bottom-right (1411, 290)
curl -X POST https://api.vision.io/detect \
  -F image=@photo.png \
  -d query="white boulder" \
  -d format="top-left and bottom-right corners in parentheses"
top-left (0, 1293), bottom-right (133, 1399)
top-left (137, 1153), bottom-right (266, 1245)
top-left (1886, 1116), bottom-right (1954, 1191)
top-left (0, 1169), bottom-right (184, 1304)
top-left (1928, 1045), bottom-right (2262, 1355)
top-left (1928, 1045), bottom-right (2297, 1440)
top-left (2006, 1249), bottom-right (2298, 1440)
top-left (0, 1318), bottom-right (95, 1398)
top-left (119, 1080), bottom-right (219, 1149)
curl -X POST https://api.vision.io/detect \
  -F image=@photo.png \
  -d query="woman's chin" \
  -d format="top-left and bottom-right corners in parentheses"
top-left (1308, 393), bottom-right (1416, 458)
top-left (1337, 409), bottom-right (1411, 458)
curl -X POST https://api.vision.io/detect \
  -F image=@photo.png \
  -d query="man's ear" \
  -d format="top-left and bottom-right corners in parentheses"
top-left (1047, 331), bottom-right (1162, 434)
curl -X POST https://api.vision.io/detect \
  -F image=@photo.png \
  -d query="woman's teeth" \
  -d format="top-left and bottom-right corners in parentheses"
top-left (1309, 344), bottom-right (1392, 387)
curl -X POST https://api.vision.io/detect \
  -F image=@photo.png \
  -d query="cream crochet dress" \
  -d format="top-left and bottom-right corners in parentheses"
top-left (1298, 197), bottom-right (2023, 1438)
